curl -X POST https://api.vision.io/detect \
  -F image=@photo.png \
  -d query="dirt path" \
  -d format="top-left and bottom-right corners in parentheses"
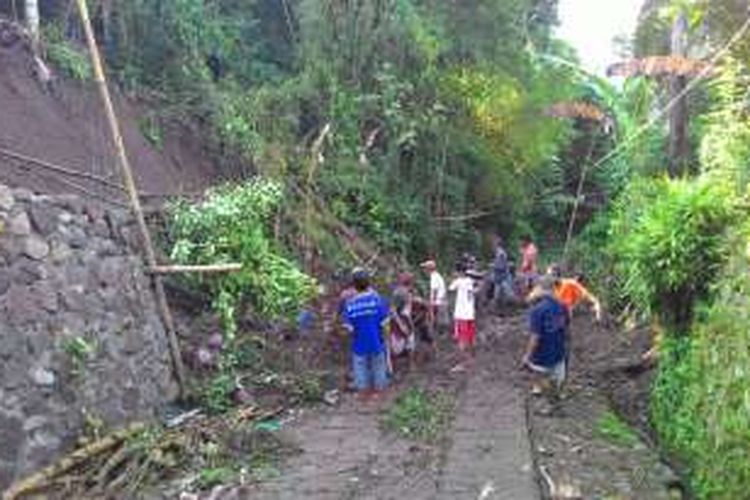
top-left (207, 314), bottom-right (538, 500)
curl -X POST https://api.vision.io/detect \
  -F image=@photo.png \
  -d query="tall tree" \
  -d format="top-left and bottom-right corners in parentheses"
top-left (25, 0), bottom-right (39, 44)
top-left (668, 9), bottom-right (689, 176)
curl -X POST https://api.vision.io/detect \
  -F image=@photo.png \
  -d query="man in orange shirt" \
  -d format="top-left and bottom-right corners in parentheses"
top-left (548, 265), bottom-right (602, 322)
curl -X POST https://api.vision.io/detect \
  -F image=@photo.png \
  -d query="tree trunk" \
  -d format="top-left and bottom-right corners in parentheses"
top-left (668, 11), bottom-right (689, 177)
top-left (24, 0), bottom-right (40, 45)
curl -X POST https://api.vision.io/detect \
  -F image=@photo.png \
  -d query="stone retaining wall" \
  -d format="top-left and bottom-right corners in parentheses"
top-left (0, 184), bottom-right (178, 490)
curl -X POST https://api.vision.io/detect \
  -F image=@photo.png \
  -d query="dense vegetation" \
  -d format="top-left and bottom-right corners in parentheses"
top-left (574, 2), bottom-right (750, 497)
top-left (17, 0), bottom-right (750, 497)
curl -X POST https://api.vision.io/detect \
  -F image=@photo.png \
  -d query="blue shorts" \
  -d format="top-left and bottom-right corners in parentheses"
top-left (352, 352), bottom-right (389, 391)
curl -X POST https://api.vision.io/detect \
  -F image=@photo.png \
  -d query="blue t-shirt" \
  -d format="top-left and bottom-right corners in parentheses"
top-left (342, 290), bottom-right (390, 356)
top-left (528, 296), bottom-right (568, 367)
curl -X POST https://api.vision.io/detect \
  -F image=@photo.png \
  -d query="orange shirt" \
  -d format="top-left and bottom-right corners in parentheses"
top-left (555, 279), bottom-right (588, 310)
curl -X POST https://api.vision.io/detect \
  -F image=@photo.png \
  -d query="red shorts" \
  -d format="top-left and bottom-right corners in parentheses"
top-left (453, 319), bottom-right (476, 347)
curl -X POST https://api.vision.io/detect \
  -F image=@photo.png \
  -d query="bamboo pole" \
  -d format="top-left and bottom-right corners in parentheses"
top-left (148, 264), bottom-right (243, 275)
top-left (75, 0), bottom-right (187, 397)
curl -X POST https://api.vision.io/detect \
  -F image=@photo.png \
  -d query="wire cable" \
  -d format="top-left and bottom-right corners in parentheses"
top-left (562, 13), bottom-right (750, 257)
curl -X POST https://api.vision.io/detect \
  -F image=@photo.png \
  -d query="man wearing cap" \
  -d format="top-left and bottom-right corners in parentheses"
top-left (420, 259), bottom-right (447, 338)
top-left (341, 268), bottom-right (391, 400)
top-left (523, 275), bottom-right (569, 396)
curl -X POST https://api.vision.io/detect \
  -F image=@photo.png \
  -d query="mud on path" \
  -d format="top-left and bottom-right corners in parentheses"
top-left (527, 315), bottom-right (683, 499)
top-left (205, 315), bottom-right (539, 500)
top-left (193, 313), bottom-right (682, 500)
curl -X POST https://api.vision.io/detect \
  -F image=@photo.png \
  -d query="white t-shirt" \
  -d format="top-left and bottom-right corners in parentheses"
top-left (449, 276), bottom-right (475, 320)
top-left (430, 271), bottom-right (446, 306)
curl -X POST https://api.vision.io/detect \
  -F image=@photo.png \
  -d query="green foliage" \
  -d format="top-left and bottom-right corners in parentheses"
top-left (62, 336), bottom-right (97, 377)
top-left (595, 411), bottom-right (640, 448)
top-left (138, 114), bottom-right (164, 149)
top-left (197, 466), bottom-right (235, 490)
top-left (43, 24), bottom-right (92, 81)
top-left (698, 59), bottom-right (750, 191)
top-left (607, 175), bottom-right (738, 329)
top-left (652, 233), bottom-right (750, 499)
top-left (382, 388), bottom-right (453, 442)
top-left (169, 179), bottom-right (316, 338)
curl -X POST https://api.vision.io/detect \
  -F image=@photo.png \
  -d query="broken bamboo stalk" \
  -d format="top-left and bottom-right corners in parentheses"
top-left (2, 423), bottom-right (146, 500)
top-left (147, 263), bottom-right (243, 275)
top-left (75, 0), bottom-right (187, 397)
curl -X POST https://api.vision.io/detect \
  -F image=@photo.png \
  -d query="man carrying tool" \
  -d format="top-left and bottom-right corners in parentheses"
top-left (341, 268), bottom-right (391, 401)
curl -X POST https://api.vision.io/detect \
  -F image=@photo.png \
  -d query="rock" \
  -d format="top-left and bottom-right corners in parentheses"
top-left (29, 202), bottom-right (59, 236)
top-left (52, 195), bottom-right (83, 214)
top-left (12, 258), bottom-right (47, 285)
top-left (12, 188), bottom-right (33, 203)
top-left (0, 185), bottom-right (13, 211)
top-left (59, 226), bottom-right (87, 249)
top-left (49, 240), bottom-right (72, 264)
top-left (0, 268), bottom-right (10, 296)
top-left (27, 429), bottom-right (62, 460)
top-left (23, 235), bottom-right (50, 260)
top-left (30, 366), bottom-right (56, 387)
top-left (92, 238), bottom-right (119, 257)
top-left (23, 415), bottom-right (50, 432)
top-left (323, 389), bottom-right (341, 406)
top-left (7, 212), bottom-right (31, 236)
top-left (57, 212), bottom-right (73, 225)
top-left (0, 414), bottom-right (24, 462)
top-left (32, 281), bottom-right (59, 312)
top-left (60, 284), bottom-right (86, 312)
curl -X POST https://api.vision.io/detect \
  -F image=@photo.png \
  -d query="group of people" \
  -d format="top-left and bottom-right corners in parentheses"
top-left (334, 235), bottom-right (602, 402)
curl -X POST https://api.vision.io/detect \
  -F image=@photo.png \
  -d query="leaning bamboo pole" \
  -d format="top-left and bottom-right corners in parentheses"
top-left (75, 0), bottom-right (187, 397)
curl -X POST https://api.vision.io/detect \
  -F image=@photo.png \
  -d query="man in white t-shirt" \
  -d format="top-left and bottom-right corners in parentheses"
top-left (420, 260), bottom-right (446, 337)
top-left (449, 262), bottom-right (476, 372)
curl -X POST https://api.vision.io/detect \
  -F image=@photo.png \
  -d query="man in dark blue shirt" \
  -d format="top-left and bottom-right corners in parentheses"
top-left (342, 268), bottom-right (390, 400)
top-left (523, 275), bottom-right (569, 396)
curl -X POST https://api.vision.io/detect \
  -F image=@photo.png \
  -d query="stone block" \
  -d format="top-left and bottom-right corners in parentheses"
top-left (29, 366), bottom-right (56, 387)
top-left (0, 185), bottom-right (13, 211)
top-left (11, 257), bottom-right (47, 285)
top-left (60, 284), bottom-right (86, 312)
top-left (32, 281), bottom-right (59, 313)
top-left (48, 239), bottom-right (72, 264)
top-left (22, 235), bottom-right (50, 260)
top-left (0, 413), bottom-right (23, 462)
top-left (11, 188), bottom-right (33, 203)
top-left (7, 211), bottom-right (31, 236)
top-left (29, 201), bottom-right (60, 236)
top-left (0, 268), bottom-right (10, 296)
top-left (52, 194), bottom-right (83, 214)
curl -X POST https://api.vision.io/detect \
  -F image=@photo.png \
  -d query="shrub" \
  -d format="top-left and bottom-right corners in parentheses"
top-left (43, 24), bottom-right (92, 81)
top-left (169, 179), bottom-right (317, 338)
top-left (652, 233), bottom-right (750, 499)
top-left (607, 174), bottom-right (738, 330)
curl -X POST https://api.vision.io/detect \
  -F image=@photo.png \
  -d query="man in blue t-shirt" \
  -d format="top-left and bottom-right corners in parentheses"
top-left (523, 275), bottom-right (569, 396)
top-left (342, 268), bottom-right (390, 399)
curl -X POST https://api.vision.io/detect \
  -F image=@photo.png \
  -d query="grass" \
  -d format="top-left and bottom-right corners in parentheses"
top-left (382, 388), bottom-right (453, 442)
top-left (595, 411), bottom-right (640, 448)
